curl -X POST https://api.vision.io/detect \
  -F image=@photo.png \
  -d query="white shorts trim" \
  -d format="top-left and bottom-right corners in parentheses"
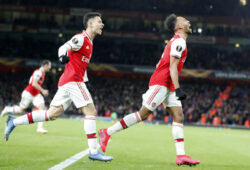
top-left (142, 85), bottom-right (181, 111)
top-left (19, 91), bottom-right (45, 109)
top-left (50, 82), bottom-right (93, 110)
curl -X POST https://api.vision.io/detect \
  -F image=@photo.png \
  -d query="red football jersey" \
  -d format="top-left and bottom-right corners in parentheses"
top-left (24, 68), bottom-right (45, 96)
top-left (149, 34), bottom-right (187, 91)
top-left (58, 31), bottom-right (93, 86)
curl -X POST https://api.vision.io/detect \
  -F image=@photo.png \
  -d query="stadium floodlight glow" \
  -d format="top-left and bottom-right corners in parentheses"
top-left (58, 33), bottom-right (63, 38)
top-left (198, 28), bottom-right (202, 34)
top-left (235, 43), bottom-right (240, 48)
top-left (240, 0), bottom-right (247, 6)
top-left (52, 68), bottom-right (57, 74)
top-left (164, 40), bottom-right (169, 44)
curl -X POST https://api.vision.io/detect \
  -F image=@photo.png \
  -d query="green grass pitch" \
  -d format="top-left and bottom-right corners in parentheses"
top-left (0, 118), bottom-right (250, 170)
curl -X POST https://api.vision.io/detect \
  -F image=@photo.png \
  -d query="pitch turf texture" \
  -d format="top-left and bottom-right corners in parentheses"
top-left (0, 118), bottom-right (250, 170)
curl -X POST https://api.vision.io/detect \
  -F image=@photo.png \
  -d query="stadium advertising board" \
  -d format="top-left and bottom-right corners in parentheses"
top-left (0, 58), bottom-right (249, 80)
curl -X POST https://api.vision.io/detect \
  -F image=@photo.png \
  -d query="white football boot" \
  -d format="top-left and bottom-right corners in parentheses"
top-left (36, 122), bottom-right (48, 134)
top-left (1, 106), bottom-right (11, 117)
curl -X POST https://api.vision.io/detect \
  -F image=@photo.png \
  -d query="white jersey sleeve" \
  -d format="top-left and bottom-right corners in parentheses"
top-left (58, 43), bottom-right (71, 57)
top-left (170, 38), bottom-right (186, 58)
top-left (58, 34), bottom-right (84, 57)
top-left (83, 70), bottom-right (88, 82)
top-left (66, 34), bottom-right (84, 51)
top-left (33, 70), bottom-right (42, 81)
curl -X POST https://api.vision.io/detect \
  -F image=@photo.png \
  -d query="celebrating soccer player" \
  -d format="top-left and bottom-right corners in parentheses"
top-left (1, 60), bottom-right (51, 134)
top-left (4, 12), bottom-right (113, 162)
top-left (99, 14), bottom-right (200, 166)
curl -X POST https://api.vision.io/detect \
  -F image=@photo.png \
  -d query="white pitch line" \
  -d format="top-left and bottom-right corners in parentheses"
top-left (48, 139), bottom-right (113, 170)
top-left (48, 144), bottom-right (101, 170)
top-left (48, 148), bottom-right (89, 170)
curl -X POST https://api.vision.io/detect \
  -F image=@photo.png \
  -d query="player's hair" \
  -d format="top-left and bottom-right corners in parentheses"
top-left (83, 12), bottom-right (102, 29)
top-left (164, 13), bottom-right (177, 33)
top-left (41, 60), bottom-right (51, 66)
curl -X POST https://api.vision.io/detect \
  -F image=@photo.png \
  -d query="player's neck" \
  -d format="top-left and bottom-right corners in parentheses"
top-left (85, 29), bottom-right (96, 41)
top-left (40, 67), bottom-right (45, 73)
top-left (175, 31), bottom-right (187, 40)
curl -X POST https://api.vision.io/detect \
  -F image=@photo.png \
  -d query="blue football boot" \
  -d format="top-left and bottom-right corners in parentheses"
top-left (89, 150), bottom-right (113, 162)
top-left (4, 116), bottom-right (16, 141)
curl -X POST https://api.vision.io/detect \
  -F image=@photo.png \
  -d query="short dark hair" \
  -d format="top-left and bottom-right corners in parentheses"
top-left (83, 12), bottom-right (102, 29)
top-left (164, 13), bottom-right (177, 33)
top-left (41, 60), bottom-right (51, 66)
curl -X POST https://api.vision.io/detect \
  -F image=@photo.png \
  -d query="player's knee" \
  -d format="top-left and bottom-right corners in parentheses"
top-left (92, 109), bottom-right (97, 116)
top-left (82, 104), bottom-right (97, 116)
top-left (174, 112), bottom-right (184, 123)
top-left (140, 114), bottom-right (149, 121)
top-left (47, 106), bottom-right (63, 120)
top-left (48, 111), bottom-right (61, 120)
top-left (140, 112), bottom-right (150, 120)
top-left (139, 107), bottom-right (152, 121)
top-left (49, 114), bottom-right (57, 120)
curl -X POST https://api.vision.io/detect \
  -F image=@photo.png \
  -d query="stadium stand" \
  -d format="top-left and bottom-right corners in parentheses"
top-left (0, 71), bottom-right (249, 127)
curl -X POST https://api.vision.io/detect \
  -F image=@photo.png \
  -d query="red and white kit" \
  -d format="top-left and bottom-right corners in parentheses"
top-left (20, 68), bottom-right (46, 109)
top-left (143, 34), bottom-right (187, 111)
top-left (51, 31), bottom-right (94, 110)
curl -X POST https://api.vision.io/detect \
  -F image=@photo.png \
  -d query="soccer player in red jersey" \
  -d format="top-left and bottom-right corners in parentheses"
top-left (99, 14), bottom-right (200, 166)
top-left (4, 12), bottom-right (113, 161)
top-left (1, 60), bottom-right (51, 134)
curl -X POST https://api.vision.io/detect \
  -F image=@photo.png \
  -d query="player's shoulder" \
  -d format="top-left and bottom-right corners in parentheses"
top-left (67, 33), bottom-right (85, 49)
top-left (171, 36), bottom-right (186, 48)
top-left (71, 33), bottom-right (85, 42)
top-left (173, 35), bottom-right (186, 44)
top-left (33, 68), bottom-right (42, 77)
top-left (34, 68), bottom-right (42, 73)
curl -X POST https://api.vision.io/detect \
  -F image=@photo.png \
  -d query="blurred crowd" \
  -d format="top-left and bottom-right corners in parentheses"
top-left (0, 71), bottom-right (249, 127)
top-left (0, 36), bottom-right (249, 72)
top-left (218, 85), bottom-right (250, 125)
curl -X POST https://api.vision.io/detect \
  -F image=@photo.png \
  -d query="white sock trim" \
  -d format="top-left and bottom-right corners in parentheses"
top-left (172, 122), bottom-right (183, 128)
top-left (84, 115), bottom-right (96, 120)
top-left (135, 112), bottom-right (142, 122)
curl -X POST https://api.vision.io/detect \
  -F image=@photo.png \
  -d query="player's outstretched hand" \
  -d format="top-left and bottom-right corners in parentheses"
top-left (175, 88), bottom-right (187, 100)
top-left (59, 55), bottom-right (70, 64)
top-left (42, 89), bottom-right (49, 97)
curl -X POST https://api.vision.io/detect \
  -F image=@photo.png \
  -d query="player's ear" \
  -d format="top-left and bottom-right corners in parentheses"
top-left (174, 20), bottom-right (180, 30)
top-left (87, 20), bottom-right (91, 28)
top-left (175, 18), bottom-right (183, 30)
top-left (86, 19), bottom-right (92, 29)
top-left (88, 18), bottom-right (95, 28)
